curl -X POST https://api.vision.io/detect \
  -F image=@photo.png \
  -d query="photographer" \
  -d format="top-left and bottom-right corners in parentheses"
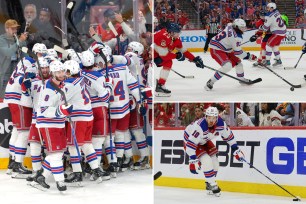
top-left (0, 19), bottom-right (27, 98)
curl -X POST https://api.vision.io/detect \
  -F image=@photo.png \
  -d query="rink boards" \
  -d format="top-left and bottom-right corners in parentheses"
top-left (181, 29), bottom-right (302, 52)
top-left (154, 127), bottom-right (306, 198)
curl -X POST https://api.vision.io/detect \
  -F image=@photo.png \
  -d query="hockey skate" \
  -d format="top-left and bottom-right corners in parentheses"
top-left (28, 169), bottom-right (50, 191)
top-left (211, 184), bottom-right (221, 197)
top-left (272, 59), bottom-right (283, 67)
top-left (64, 172), bottom-right (83, 187)
top-left (117, 157), bottom-right (123, 172)
top-left (205, 182), bottom-right (213, 195)
top-left (90, 168), bottom-right (103, 183)
top-left (121, 157), bottom-right (133, 172)
top-left (204, 79), bottom-right (214, 91)
top-left (134, 156), bottom-right (150, 170)
top-left (56, 181), bottom-right (67, 192)
top-left (26, 171), bottom-right (39, 182)
top-left (155, 80), bottom-right (171, 97)
top-left (101, 169), bottom-right (111, 181)
top-left (11, 162), bottom-right (32, 179)
top-left (106, 162), bottom-right (118, 178)
top-left (6, 156), bottom-right (15, 175)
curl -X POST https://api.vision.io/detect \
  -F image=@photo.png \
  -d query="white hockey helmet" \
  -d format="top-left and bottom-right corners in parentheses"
top-left (233, 18), bottom-right (247, 32)
top-left (49, 60), bottom-right (64, 73)
top-left (47, 49), bottom-right (58, 58)
top-left (38, 57), bottom-right (49, 68)
top-left (24, 61), bottom-right (37, 74)
top-left (95, 48), bottom-right (111, 65)
top-left (69, 52), bottom-right (82, 64)
top-left (267, 2), bottom-right (277, 10)
top-left (128, 41), bottom-right (144, 56)
top-left (205, 107), bottom-right (219, 117)
top-left (81, 50), bottom-right (95, 66)
top-left (64, 60), bottom-right (80, 75)
top-left (32, 43), bottom-right (47, 54)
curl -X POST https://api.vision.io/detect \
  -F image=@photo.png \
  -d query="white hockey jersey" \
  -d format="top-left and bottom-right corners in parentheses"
top-left (36, 79), bottom-right (67, 128)
top-left (209, 23), bottom-right (248, 59)
top-left (65, 76), bottom-right (93, 121)
top-left (262, 10), bottom-right (286, 36)
top-left (100, 64), bottom-right (140, 119)
top-left (259, 110), bottom-right (283, 126)
top-left (184, 116), bottom-right (237, 158)
top-left (4, 57), bottom-right (36, 105)
top-left (82, 70), bottom-right (111, 108)
top-left (27, 77), bottom-right (44, 124)
top-left (236, 108), bottom-right (254, 127)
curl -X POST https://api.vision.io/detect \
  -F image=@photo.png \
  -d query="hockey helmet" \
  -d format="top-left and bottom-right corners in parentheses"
top-left (205, 107), bottom-right (219, 117)
top-left (64, 60), bottom-right (80, 76)
top-left (38, 57), bottom-right (49, 68)
top-left (95, 48), bottom-right (111, 65)
top-left (81, 50), bottom-right (95, 67)
top-left (127, 41), bottom-right (144, 56)
top-left (267, 2), bottom-right (277, 10)
top-left (104, 44), bottom-right (113, 56)
top-left (32, 43), bottom-right (47, 55)
top-left (167, 23), bottom-right (181, 33)
top-left (47, 49), bottom-right (58, 59)
top-left (49, 60), bottom-right (64, 73)
top-left (233, 18), bottom-right (247, 32)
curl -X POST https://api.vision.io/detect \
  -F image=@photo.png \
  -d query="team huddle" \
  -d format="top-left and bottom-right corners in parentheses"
top-left (153, 2), bottom-right (296, 95)
top-left (4, 38), bottom-right (153, 192)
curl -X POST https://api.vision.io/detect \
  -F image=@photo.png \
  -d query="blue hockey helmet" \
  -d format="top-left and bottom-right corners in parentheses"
top-left (167, 23), bottom-right (181, 33)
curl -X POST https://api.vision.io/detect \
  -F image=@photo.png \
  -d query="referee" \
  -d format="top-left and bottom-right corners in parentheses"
top-left (204, 17), bottom-right (220, 53)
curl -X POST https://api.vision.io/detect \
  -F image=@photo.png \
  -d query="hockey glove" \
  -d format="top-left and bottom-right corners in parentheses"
top-left (57, 104), bottom-right (73, 116)
top-left (302, 42), bottom-right (306, 54)
top-left (141, 87), bottom-right (152, 99)
top-left (233, 148), bottom-right (245, 162)
top-left (176, 52), bottom-right (185, 61)
top-left (89, 41), bottom-right (105, 56)
top-left (244, 52), bottom-right (257, 62)
top-left (138, 103), bottom-right (148, 116)
top-left (25, 72), bottom-right (36, 79)
top-left (249, 35), bottom-right (258, 42)
top-left (21, 79), bottom-right (31, 94)
top-left (189, 155), bottom-right (201, 174)
top-left (105, 77), bottom-right (114, 91)
top-left (193, 56), bottom-right (204, 68)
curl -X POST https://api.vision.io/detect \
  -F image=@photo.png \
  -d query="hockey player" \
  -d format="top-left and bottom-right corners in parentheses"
top-left (81, 50), bottom-right (115, 177)
top-left (259, 3), bottom-right (286, 66)
top-left (184, 107), bottom-right (245, 196)
top-left (32, 60), bottom-right (72, 192)
top-left (123, 41), bottom-right (150, 170)
top-left (63, 59), bottom-right (106, 184)
top-left (154, 23), bottom-right (204, 96)
top-left (21, 58), bottom-right (50, 182)
top-left (4, 57), bottom-right (37, 178)
top-left (206, 18), bottom-right (257, 91)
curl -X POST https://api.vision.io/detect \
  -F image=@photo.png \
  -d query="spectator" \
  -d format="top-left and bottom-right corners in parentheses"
top-left (236, 107), bottom-right (255, 127)
top-left (0, 19), bottom-right (27, 98)
top-left (194, 105), bottom-right (204, 121)
top-left (276, 103), bottom-right (295, 125)
top-left (259, 103), bottom-right (283, 126)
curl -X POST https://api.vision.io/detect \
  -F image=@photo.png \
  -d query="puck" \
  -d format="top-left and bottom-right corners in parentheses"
top-left (290, 87), bottom-right (294, 91)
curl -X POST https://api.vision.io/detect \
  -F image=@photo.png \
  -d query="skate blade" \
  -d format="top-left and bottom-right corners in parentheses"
top-left (11, 172), bottom-right (32, 179)
top-left (65, 182), bottom-right (83, 187)
top-left (214, 192), bottom-right (221, 197)
top-left (206, 190), bottom-right (213, 195)
top-left (155, 92), bottom-right (171, 97)
top-left (28, 182), bottom-right (49, 192)
top-left (102, 176), bottom-right (111, 181)
top-left (95, 177), bottom-right (103, 183)
top-left (204, 86), bottom-right (212, 91)
top-left (6, 169), bottom-right (12, 175)
top-left (110, 172), bottom-right (117, 178)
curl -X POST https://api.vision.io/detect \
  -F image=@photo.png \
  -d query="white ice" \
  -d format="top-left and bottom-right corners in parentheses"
top-left (0, 169), bottom-right (153, 204)
top-left (155, 186), bottom-right (305, 204)
top-left (154, 51), bottom-right (306, 101)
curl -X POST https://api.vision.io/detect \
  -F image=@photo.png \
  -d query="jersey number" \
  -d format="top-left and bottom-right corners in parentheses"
top-left (192, 130), bottom-right (200, 138)
top-left (276, 17), bottom-right (285, 27)
top-left (215, 31), bottom-right (226, 41)
top-left (110, 80), bottom-right (125, 102)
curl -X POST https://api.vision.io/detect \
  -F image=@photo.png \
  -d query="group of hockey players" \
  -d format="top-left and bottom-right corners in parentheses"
top-left (153, 2), bottom-right (293, 94)
top-left (3, 33), bottom-right (153, 192)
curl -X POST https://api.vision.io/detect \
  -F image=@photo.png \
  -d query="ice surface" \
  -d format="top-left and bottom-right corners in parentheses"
top-left (0, 169), bottom-right (153, 204)
top-left (154, 51), bottom-right (306, 101)
top-left (155, 186), bottom-right (305, 204)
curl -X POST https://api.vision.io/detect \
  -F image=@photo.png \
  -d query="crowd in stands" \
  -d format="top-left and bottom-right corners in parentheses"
top-left (155, 0), bottom-right (305, 30)
top-left (154, 103), bottom-right (306, 128)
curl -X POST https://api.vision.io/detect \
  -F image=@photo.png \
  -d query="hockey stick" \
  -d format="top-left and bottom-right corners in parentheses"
top-left (284, 53), bottom-right (304, 70)
top-left (154, 171), bottom-right (162, 180)
top-left (242, 158), bottom-right (301, 201)
top-left (262, 65), bottom-right (302, 90)
top-left (204, 64), bottom-right (262, 85)
top-left (240, 40), bottom-right (250, 46)
top-left (171, 69), bottom-right (194, 78)
top-left (108, 21), bottom-right (120, 55)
